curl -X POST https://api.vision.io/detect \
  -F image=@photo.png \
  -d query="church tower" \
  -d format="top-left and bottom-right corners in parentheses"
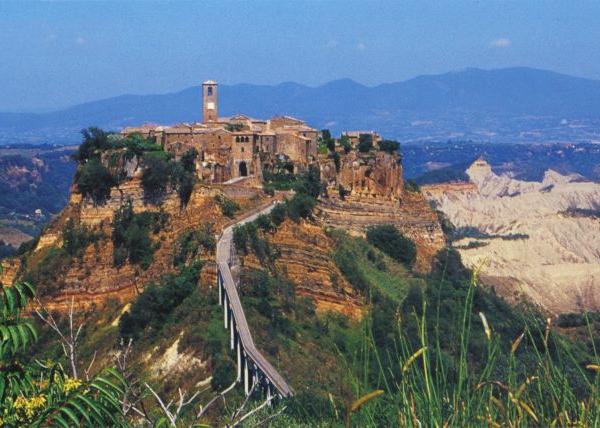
top-left (202, 80), bottom-right (218, 123)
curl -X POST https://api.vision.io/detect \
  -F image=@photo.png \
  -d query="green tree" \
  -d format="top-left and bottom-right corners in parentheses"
top-left (141, 153), bottom-right (171, 202)
top-left (73, 127), bottom-right (111, 163)
top-left (75, 158), bottom-right (115, 205)
top-left (358, 134), bottom-right (374, 153)
top-left (378, 139), bottom-right (400, 154)
top-left (366, 225), bottom-right (416, 266)
top-left (340, 135), bottom-right (352, 153)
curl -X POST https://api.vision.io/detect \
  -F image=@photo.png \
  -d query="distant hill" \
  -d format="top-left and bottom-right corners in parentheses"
top-left (3, 67), bottom-right (600, 144)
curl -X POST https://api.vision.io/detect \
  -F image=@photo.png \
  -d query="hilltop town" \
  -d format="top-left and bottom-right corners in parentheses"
top-left (1, 79), bottom-right (444, 307)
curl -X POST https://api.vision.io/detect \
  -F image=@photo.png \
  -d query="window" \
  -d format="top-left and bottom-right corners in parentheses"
top-left (207, 86), bottom-right (213, 96)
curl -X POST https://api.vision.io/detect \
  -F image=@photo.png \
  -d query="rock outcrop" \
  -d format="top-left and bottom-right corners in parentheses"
top-left (242, 220), bottom-right (364, 319)
top-left (424, 159), bottom-right (600, 314)
top-left (317, 151), bottom-right (445, 272)
top-left (10, 175), bottom-right (270, 311)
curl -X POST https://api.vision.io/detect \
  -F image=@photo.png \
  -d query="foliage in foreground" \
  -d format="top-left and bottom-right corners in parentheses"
top-left (0, 277), bottom-right (125, 427)
top-left (238, 222), bottom-right (600, 426)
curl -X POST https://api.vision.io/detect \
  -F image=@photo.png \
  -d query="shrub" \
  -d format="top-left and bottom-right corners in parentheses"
top-left (358, 133), bottom-right (374, 153)
top-left (404, 179), bottom-right (421, 193)
top-left (75, 158), bottom-right (115, 205)
top-left (141, 153), bottom-right (171, 202)
top-left (294, 164), bottom-right (322, 198)
top-left (332, 151), bottom-right (341, 172)
top-left (170, 162), bottom-right (195, 208)
top-left (210, 354), bottom-right (235, 390)
top-left (22, 247), bottom-right (68, 295)
top-left (286, 193), bottom-right (316, 222)
top-left (232, 225), bottom-right (248, 254)
top-left (255, 214), bottom-right (274, 232)
top-left (270, 203), bottom-right (287, 226)
top-left (173, 223), bottom-right (215, 266)
top-left (112, 200), bottom-right (164, 269)
top-left (215, 194), bottom-right (239, 218)
top-left (180, 149), bottom-right (198, 173)
top-left (119, 263), bottom-right (201, 339)
top-left (366, 225), bottom-right (417, 267)
top-left (62, 218), bottom-right (101, 257)
top-left (379, 139), bottom-right (400, 154)
top-left (73, 127), bottom-right (111, 163)
top-left (340, 135), bottom-right (352, 153)
top-left (338, 184), bottom-right (350, 200)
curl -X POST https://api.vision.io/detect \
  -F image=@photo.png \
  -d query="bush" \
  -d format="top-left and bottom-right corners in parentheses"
top-left (73, 127), bottom-right (111, 163)
top-left (173, 224), bottom-right (215, 266)
top-left (215, 194), bottom-right (239, 218)
top-left (340, 135), bottom-right (352, 153)
top-left (62, 218), bottom-right (101, 257)
top-left (112, 200), bottom-right (164, 269)
top-left (404, 179), bottom-right (421, 193)
top-left (358, 134), bottom-right (374, 153)
top-left (332, 151), bottom-right (341, 172)
top-left (286, 193), bottom-right (316, 222)
top-left (379, 139), bottom-right (400, 154)
top-left (366, 225), bottom-right (417, 267)
top-left (22, 247), bottom-right (68, 295)
top-left (119, 263), bottom-right (201, 339)
top-left (294, 164), bottom-right (322, 198)
top-left (270, 203), bottom-right (287, 226)
top-left (180, 149), bottom-right (198, 173)
top-left (170, 162), bottom-right (195, 208)
top-left (141, 153), bottom-right (171, 202)
top-left (75, 158), bottom-right (115, 205)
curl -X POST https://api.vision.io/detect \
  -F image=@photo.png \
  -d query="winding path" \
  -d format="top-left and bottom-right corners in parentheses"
top-left (216, 200), bottom-right (293, 398)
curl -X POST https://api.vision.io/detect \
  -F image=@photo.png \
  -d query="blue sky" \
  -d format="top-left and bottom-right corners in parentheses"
top-left (1, 1), bottom-right (599, 111)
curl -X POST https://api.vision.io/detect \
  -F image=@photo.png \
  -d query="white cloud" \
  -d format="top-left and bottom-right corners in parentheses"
top-left (356, 42), bottom-right (367, 51)
top-left (490, 38), bottom-right (511, 48)
top-left (325, 39), bottom-right (339, 49)
top-left (75, 36), bottom-right (86, 45)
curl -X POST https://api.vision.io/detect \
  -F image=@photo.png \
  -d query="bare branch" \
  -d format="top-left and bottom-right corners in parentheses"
top-left (249, 405), bottom-right (287, 428)
top-left (231, 396), bottom-right (274, 427)
top-left (196, 380), bottom-right (237, 419)
top-left (232, 382), bottom-right (257, 422)
top-left (84, 351), bottom-right (97, 381)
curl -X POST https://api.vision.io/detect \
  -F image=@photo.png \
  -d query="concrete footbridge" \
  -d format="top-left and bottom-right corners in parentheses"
top-left (216, 201), bottom-right (293, 399)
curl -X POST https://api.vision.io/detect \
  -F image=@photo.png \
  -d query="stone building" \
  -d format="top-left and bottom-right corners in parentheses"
top-left (122, 80), bottom-right (318, 183)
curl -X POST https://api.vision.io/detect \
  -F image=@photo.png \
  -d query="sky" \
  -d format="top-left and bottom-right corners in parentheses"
top-left (1, 0), bottom-right (600, 111)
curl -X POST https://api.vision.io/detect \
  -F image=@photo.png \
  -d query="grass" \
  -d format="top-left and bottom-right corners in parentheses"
top-left (236, 228), bottom-right (599, 426)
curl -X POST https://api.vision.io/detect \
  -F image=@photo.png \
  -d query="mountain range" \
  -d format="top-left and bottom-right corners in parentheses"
top-left (3, 67), bottom-right (600, 145)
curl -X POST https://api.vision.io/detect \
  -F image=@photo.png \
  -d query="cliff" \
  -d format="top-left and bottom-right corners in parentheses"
top-left (6, 174), bottom-right (271, 311)
top-left (317, 151), bottom-right (445, 272)
top-left (242, 219), bottom-right (364, 319)
top-left (424, 159), bottom-right (600, 314)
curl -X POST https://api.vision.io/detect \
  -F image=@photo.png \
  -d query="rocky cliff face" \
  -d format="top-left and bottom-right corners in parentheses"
top-left (242, 220), bottom-right (364, 319)
top-left (424, 159), bottom-right (600, 314)
top-left (7, 174), bottom-right (271, 311)
top-left (316, 194), bottom-right (445, 273)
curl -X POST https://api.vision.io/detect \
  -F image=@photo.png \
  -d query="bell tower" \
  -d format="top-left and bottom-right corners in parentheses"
top-left (202, 80), bottom-right (218, 123)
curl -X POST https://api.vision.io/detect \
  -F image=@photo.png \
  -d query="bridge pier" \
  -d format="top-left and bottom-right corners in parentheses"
top-left (244, 357), bottom-right (250, 395)
top-left (236, 336), bottom-right (242, 381)
top-left (230, 317), bottom-right (235, 350)
top-left (218, 273), bottom-right (223, 305)
top-left (223, 295), bottom-right (229, 329)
